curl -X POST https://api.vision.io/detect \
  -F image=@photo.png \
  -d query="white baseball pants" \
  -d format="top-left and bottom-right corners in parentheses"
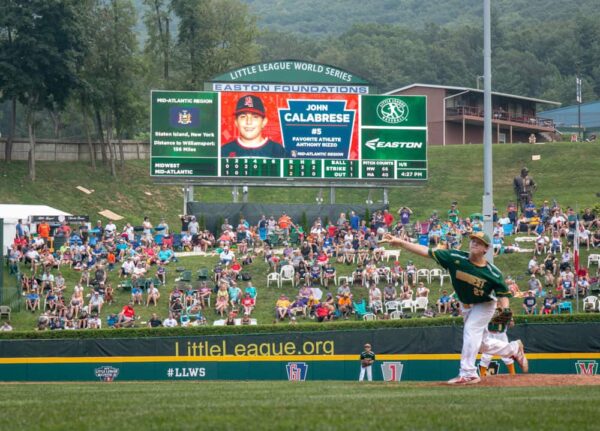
top-left (479, 331), bottom-right (515, 367)
top-left (359, 365), bottom-right (373, 381)
top-left (460, 301), bottom-right (520, 377)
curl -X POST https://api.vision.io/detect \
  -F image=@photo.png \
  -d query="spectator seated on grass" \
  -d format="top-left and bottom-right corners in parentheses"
top-left (416, 282), bottom-right (430, 298)
top-left (523, 291), bottom-right (537, 314)
top-left (437, 290), bottom-right (451, 314)
top-left (157, 245), bottom-right (175, 265)
top-left (275, 294), bottom-right (291, 322)
top-left (528, 256), bottom-right (541, 275)
top-left (241, 293), bottom-right (255, 315)
top-left (505, 276), bottom-right (524, 298)
top-left (527, 274), bottom-right (543, 296)
top-left (88, 291), bottom-right (104, 315)
top-left (198, 282), bottom-right (212, 308)
top-left (295, 260), bottom-right (309, 285)
top-left (315, 302), bottom-right (333, 322)
top-left (337, 293), bottom-right (353, 319)
top-left (368, 282), bottom-right (383, 314)
top-left (215, 283), bottom-right (230, 317)
top-left (322, 263), bottom-right (336, 288)
top-left (26, 289), bottom-right (40, 312)
top-left (88, 313), bottom-right (102, 329)
top-left (163, 312), bottom-right (178, 328)
top-left (542, 291), bottom-right (558, 314)
top-left (228, 283), bottom-right (243, 309)
top-left (308, 260), bottom-right (322, 286)
top-left (115, 303), bottom-right (135, 328)
top-left (146, 283), bottom-right (161, 307)
top-left (383, 283), bottom-right (397, 302)
top-left (399, 284), bottom-right (413, 301)
top-left (169, 296), bottom-right (184, 320)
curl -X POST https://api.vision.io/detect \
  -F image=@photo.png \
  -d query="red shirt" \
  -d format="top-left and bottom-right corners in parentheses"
top-left (383, 212), bottom-right (394, 227)
top-left (122, 305), bottom-right (135, 318)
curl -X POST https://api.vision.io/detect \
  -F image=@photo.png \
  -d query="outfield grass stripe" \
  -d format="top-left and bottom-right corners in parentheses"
top-left (2, 352), bottom-right (599, 364)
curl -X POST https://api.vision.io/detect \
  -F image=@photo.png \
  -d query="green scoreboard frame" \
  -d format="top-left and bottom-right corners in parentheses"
top-left (150, 90), bottom-right (427, 187)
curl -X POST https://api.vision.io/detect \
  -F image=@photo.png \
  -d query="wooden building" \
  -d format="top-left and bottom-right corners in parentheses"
top-left (386, 84), bottom-right (561, 145)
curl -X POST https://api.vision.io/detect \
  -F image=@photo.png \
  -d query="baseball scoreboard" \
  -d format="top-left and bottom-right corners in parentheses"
top-left (150, 90), bottom-right (427, 186)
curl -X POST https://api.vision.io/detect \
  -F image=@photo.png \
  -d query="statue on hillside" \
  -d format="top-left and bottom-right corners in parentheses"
top-left (513, 167), bottom-right (536, 213)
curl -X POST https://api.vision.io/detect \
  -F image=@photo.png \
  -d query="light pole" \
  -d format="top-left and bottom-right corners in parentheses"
top-left (443, 90), bottom-right (470, 146)
top-left (576, 76), bottom-right (582, 141)
top-left (482, 0), bottom-right (494, 262)
top-left (476, 75), bottom-right (484, 89)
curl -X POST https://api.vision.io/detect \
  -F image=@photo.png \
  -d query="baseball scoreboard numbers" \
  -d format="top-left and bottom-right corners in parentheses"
top-left (150, 91), bottom-right (427, 185)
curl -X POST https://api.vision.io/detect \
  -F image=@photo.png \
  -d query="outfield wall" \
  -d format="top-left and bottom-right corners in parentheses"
top-left (1, 323), bottom-right (598, 381)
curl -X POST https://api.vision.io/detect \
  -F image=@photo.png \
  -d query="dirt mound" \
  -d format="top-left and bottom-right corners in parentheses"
top-left (477, 374), bottom-right (600, 387)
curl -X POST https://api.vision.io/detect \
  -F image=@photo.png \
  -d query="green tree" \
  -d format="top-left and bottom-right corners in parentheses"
top-left (0, 0), bottom-right (85, 180)
top-left (172, 0), bottom-right (259, 88)
top-left (142, 0), bottom-right (174, 85)
top-left (84, 0), bottom-right (143, 176)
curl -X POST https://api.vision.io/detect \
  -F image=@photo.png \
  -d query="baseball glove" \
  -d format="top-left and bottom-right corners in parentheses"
top-left (490, 307), bottom-right (513, 326)
top-left (361, 359), bottom-right (373, 368)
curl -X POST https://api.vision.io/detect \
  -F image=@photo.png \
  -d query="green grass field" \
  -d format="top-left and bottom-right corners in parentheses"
top-left (1, 381), bottom-right (598, 430)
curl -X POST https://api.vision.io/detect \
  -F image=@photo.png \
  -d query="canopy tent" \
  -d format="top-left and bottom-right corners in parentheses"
top-left (0, 204), bottom-right (71, 255)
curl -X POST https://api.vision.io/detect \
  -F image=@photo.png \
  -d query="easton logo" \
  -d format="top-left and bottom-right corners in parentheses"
top-left (286, 362), bottom-right (309, 381)
top-left (94, 366), bottom-right (120, 382)
top-left (575, 360), bottom-right (598, 375)
top-left (365, 138), bottom-right (423, 151)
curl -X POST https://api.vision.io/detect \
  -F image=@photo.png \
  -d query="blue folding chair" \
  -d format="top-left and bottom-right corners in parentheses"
top-left (558, 301), bottom-right (573, 314)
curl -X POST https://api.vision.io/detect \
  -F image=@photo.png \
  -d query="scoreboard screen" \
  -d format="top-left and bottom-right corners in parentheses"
top-left (150, 91), bottom-right (427, 186)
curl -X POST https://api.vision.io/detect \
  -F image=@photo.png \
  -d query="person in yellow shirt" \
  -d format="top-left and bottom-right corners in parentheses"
top-left (337, 293), bottom-right (353, 319)
top-left (275, 294), bottom-right (291, 321)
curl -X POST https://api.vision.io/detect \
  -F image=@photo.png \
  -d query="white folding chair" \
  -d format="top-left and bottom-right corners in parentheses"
top-left (385, 300), bottom-right (399, 314)
top-left (583, 296), bottom-right (598, 312)
top-left (587, 254), bottom-right (600, 268)
top-left (400, 299), bottom-right (414, 313)
top-left (266, 272), bottom-right (281, 288)
top-left (280, 265), bottom-right (295, 288)
top-left (389, 310), bottom-right (403, 320)
top-left (337, 275), bottom-right (351, 286)
top-left (362, 313), bottom-right (376, 321)
top-left (416, 268), bottom-right (430, 284)
top-left (440, 270), bottom-right (451, 286)
top-left (414, 297), bottom-right (429, 313)
top-left (429, 268), bottom-right (443, 285)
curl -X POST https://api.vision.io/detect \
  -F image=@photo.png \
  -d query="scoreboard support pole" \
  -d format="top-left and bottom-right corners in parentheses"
top-left (183, 186), bottom-right (194, 216)
top-left (330, 187), bottom-right (336, 204)
top-left (383, 188), bottom-right (389, 205)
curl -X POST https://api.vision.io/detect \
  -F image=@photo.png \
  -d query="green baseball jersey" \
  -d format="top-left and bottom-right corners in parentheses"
top-left (360, 351), bottom-right (376, 362)
top-left (429, 249), bottom-right (510, 304)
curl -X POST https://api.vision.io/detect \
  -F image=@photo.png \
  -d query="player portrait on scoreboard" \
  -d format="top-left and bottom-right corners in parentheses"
top-left (221, 94), bottom-right (285, 158)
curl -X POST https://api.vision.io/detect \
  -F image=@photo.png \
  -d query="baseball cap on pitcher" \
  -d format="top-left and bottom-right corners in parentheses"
top-left (234, 95), bottom-right (266, 117)
top-left (469, 231), bottom-right (491, 247)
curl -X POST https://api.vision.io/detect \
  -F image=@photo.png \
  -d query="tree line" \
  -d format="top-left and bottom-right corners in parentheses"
top-left (1, 0), bottom-right (598, 180)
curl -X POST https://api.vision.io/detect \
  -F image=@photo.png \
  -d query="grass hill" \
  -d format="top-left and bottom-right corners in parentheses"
top-left (1, 141), bottom-right (598, 229)
top-left (1, 141), bottom-right (599, 330)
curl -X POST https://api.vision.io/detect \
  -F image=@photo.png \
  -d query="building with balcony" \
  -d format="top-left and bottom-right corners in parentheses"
top-left (386, 84), bottom-right (561, 145)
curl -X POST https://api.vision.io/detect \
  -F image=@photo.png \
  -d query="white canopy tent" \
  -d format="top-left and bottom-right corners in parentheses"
top-left (0, 204), bottom-right (71, 254)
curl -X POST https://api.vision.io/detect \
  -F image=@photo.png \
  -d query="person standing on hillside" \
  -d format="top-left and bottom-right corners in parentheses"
top-left (382, 231), bottom-right (528, 385)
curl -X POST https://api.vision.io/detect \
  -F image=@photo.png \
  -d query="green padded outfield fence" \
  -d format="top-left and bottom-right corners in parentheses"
top-left (0, 323), bottom-right (598, 381)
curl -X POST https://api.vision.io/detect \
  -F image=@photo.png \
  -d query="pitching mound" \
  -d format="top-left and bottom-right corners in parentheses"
top-left (476, 374), bottom-right (600, 387)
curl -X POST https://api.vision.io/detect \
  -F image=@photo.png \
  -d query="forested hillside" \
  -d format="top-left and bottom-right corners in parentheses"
top-left (245, 0), bottom-right (599, 35)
